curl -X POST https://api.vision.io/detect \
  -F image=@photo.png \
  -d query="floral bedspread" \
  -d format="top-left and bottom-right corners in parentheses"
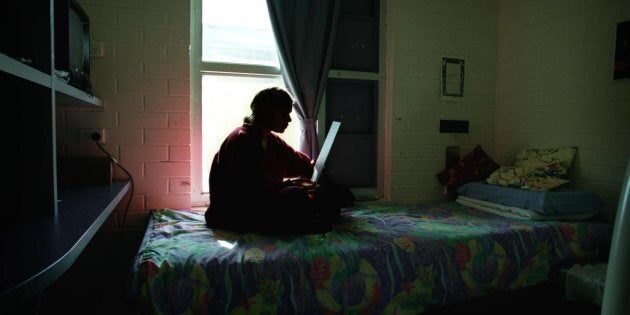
top-left (129, 201), bottom-right (611, 314)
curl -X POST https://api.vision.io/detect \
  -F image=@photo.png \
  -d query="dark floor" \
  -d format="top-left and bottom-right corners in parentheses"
top-left (29, 245), bottom-right (139, 315)
top-left (424, 281), bottom-right (601, 315)
top-left (37, 267), bottom-right (136, 314)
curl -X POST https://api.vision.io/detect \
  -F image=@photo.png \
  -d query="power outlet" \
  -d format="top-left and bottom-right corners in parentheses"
top-left (90, 41), bottom-right (105, 58)
top-left (78, 129), bottom-right (105, 143)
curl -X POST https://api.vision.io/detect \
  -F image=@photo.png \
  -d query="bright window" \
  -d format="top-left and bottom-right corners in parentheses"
top-left (201, 0), bottom-right (278, 67)
top-left (192, 0), bottom-right (299, 202)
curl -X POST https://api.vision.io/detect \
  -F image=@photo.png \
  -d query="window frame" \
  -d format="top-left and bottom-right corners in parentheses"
top-left (324, 0), bottom-right (385, 201)
top-left (191, 0), bottom-right (387, 206)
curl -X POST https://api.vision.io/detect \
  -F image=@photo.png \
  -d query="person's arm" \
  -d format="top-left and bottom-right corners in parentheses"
top-left (272, 134), bottom-right (314, 179)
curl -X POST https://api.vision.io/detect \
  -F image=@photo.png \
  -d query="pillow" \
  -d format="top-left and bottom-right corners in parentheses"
top-left (458, 181), bottom-right (605, 216)
top-left (521, 170), bottom-right (570, 191)
top-left (438, 145), bottom-right (499, 188)
top-left (486, 166), bottom-right (526, 188)
top-left (486, 147), bottom-right (577, 191)
top-left (486, 166), bottom-right (570, 191)
top-left (455, 195), bottom-right (598, 221)
top-left (515, 147), bottom-right (577, 179)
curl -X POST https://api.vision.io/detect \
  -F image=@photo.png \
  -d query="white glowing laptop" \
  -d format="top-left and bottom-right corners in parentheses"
top-left (310, 121), bottom-right (341, 183)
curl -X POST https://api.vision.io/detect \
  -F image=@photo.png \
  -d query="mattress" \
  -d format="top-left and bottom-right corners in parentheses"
top-left (128, 201), bottom-right (612, 314)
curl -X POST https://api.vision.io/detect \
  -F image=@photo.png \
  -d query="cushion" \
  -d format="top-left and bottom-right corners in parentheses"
top-left (437, 145), bottom-right (499, 188)
top-left (457, 181), bottom-right (605, 216)
top-left (486, 166), bottom-right (527, 188)
top-left (486, 166), bottom-right (570, 191)
top-left (521, 171), bottom-right (570, 191)
top-left (515, 147), bottom-right (577, 178)
top-left (486, 146), bottom-right (577, 191)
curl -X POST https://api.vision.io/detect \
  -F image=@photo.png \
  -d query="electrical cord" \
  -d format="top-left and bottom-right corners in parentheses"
top-left (91, 132), bottom-right (135, 245)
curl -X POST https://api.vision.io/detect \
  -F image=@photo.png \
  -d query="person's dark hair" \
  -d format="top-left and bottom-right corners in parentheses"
top-left (244, 87), bottom-right (293, 125)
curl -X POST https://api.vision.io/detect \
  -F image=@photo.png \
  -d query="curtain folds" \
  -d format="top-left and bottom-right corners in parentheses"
top-left (266, 0), bottom-right (340, 159)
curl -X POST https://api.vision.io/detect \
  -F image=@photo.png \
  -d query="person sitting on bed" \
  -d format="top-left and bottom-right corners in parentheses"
top-left (205, 87), bottom-right (351, 234)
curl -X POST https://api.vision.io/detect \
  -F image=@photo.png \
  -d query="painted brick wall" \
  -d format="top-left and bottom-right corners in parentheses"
top-left (385, 0), bottom-right (498, 202)
top-left (56, 0), bottom-right (191, 243)
top-left (54, 0), bottom-right (629, 225)
top-left (496, 0), bottom-right (630, 221)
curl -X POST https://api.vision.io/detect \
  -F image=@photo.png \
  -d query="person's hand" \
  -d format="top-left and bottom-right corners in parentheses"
top-left (286, 177), bottom-right (316, 194)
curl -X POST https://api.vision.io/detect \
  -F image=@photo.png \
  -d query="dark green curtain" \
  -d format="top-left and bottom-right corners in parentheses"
top-left (266, 0), bottom-right (340, 159)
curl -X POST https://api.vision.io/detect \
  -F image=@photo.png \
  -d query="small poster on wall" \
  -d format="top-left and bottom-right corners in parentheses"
top-left (613, 21), bottom-right (629, 80)
top-left (441, 57), bottom-right (465, 100)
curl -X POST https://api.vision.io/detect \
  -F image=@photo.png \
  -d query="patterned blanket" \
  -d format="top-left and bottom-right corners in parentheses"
top-left (129, 201), bottom-right (611, 314)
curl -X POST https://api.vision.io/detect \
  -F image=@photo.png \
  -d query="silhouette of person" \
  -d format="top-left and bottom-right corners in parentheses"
top-left (205, 87), bottom-right (346, 234)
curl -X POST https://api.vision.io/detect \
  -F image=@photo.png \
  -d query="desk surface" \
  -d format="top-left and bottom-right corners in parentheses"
top-left (0, 181), bottom-right (130, 311)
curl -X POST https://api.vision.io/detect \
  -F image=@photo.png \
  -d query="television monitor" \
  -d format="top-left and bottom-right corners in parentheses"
top-left (55, 0), bottom-right (91, 93)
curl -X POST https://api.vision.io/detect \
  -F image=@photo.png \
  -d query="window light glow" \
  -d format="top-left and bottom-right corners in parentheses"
top-left (202, 0), bottom-right (279, 67)
top-left (200, 0), bottom-right (299, 195)
top-left (201, 75), bottom-right (300, 193)
top-left (217, 239), bottom-right (236, 249)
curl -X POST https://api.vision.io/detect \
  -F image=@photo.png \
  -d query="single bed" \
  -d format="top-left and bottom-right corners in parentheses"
top-left (128, 200), bottom-right (612, 314)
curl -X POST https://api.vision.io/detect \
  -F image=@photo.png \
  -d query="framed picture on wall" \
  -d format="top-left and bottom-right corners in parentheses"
top-left (441, 57), bottom-right (465, 100)
top-left (613, 21), bottom-right (629, 80)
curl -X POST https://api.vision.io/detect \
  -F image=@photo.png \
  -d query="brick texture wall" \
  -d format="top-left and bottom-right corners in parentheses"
top-left (385, 0), bottom-right (498, 202)
top-left (56, 0), bottom-right (191, 245)
top-left (495, 0), bottom-right (630, 221)
top-left (56, 0), bottom-right (629, 229)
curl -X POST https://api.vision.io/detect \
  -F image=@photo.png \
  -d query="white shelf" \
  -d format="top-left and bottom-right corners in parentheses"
top-left (1, 54), bottom-right (102, 108)
top-left (0, 181), bottom-right (130, 311)
top-left (0, 53), bottom-right (51, 88)
top-left (55, 79), bottom-right (103, 108)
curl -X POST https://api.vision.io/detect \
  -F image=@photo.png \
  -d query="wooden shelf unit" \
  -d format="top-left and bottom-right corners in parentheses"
top-left (1, 0), bottom-right (103, 225)
top-left (0, 0), bottom-right (116, 313)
